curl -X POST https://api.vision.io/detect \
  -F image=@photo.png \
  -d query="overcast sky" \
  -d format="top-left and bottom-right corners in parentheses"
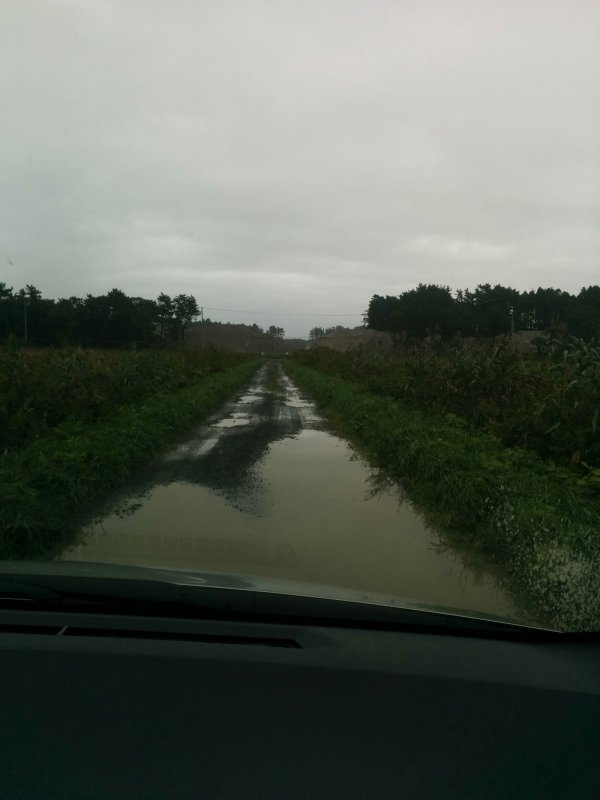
top-left (1, 1), bottom-right (599, 336)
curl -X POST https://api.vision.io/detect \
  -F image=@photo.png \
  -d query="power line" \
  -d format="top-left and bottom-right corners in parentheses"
top-left (187, 331), bottom-right (310, 341)
top-left (202, 306), bottom-right (362, 317)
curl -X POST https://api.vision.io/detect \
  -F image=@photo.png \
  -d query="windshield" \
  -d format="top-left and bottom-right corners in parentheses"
top-left (1, 2), bottom-right (598, 632)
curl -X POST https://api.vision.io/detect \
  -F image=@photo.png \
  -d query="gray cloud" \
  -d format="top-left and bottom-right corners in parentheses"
top-left (1, 0), bottom-right (599, 336)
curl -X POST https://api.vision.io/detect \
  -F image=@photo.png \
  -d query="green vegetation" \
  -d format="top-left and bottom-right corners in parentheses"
top-left (287, 351), bottom-right (600, 630)
top-left (0, 345), bottom-right (260, 559)
top-left (0, 343), bottom-right (250, 452)
top-left (368, 283), bottom-right (600, 341)
top-left (295, 337), bottom-right (600, 474)
top-left (0, 284), bottom-right (189, 348)
top-left (0, 283), bottom-right (286, 348)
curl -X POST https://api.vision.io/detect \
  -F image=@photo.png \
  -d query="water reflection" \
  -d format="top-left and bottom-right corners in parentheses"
top-left (365, 469), bottom-right (513, 596)
top-left (64, 365), bottom-right (527, 622)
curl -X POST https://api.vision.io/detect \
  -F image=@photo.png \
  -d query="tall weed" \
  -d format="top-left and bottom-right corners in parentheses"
top-left (295, 335), bottom-right (600, 472)
top-left (0, 344), bottom-right (250, 451)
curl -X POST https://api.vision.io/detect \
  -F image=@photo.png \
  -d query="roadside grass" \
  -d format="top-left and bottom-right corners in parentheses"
top-left (0, 359), bottom-right (261, 560)
top-left (285, 360), bottom-right (600, 631)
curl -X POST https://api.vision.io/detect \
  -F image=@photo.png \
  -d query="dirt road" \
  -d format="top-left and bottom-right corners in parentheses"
top-left (64, 362), bottom-right (523, 620)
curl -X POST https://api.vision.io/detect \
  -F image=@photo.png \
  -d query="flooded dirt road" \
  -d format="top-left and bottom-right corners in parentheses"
top-left (63, 363), bottom-right (524, 621)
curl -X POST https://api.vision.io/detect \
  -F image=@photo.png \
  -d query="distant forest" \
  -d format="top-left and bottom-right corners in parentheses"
top-left (0, 284), bottom-right (285, 347)
top-left (367, 284), bottom-right (600, 341)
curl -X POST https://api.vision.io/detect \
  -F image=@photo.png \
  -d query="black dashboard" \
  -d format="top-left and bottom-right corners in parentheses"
top-left (0, 607), bottom-right (598, 799)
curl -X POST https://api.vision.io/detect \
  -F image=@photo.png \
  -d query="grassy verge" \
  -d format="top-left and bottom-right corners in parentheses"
top-left (286, 361), bottom-right (600, 631)
top-left (0, 360), bottom-right (261, 559)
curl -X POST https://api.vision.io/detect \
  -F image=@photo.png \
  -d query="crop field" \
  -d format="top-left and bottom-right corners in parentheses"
top-left (0, 344), bottom-right (253, 452)
top-left (0, 344), bottom-right (260, 557)
top-left (297, 335), bottom-right (600, 476)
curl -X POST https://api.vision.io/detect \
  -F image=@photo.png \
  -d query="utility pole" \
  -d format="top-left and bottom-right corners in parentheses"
top-left (510, 307), bottom-right (515, 354)
top-left (200, 306), bottom-right (204, 351)
top-left (23, 294), bottom-right (28, 344)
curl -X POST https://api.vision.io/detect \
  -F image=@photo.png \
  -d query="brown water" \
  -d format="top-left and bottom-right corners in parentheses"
top-left (63, 364), bottom-right (524, 621)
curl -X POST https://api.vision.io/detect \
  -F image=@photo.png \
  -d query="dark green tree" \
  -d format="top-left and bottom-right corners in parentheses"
top-left (366, 295), bottom-right (401, 331)
top-left (470, 284), bottom-right (520, 339)
top-left (156, 293), bottom-right (174, 347)
top-left (568, 286), bottom-right (600, 340)
top-left (395, 284), bottom-right (458, 338)
top-left (172, 294), bottom-right (199, 345)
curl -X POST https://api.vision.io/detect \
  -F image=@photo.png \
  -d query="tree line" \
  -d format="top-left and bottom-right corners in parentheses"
top-left (366, 283), bottom-right (600, 341)
top-left (0, 285), bottom-right (199, 347)
top-left (0, 284), bottom-right (288, 347)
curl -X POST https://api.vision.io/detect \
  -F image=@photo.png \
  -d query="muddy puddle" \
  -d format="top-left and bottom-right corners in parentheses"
top-left (62, 364), bottom-right (528, 622)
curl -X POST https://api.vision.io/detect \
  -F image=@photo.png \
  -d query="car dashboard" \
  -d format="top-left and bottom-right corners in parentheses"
top-left (0, 605), bottom-right (598, 799)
